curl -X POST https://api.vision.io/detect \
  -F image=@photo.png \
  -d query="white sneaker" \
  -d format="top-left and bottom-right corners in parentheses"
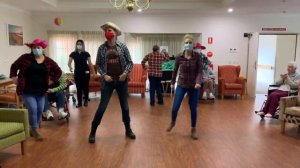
top-left (42, 110), bottom-right (54, 121)
top-left (208, 93), bottom-right (215, 99)
top-left (256, 111), bottom-right (265, 116)
top-left (265, 113), bottom-right (272, 118)
top-left (58, 108), bottom-right (68, 119)
top-left (202, 91), bottom-right (207, 100)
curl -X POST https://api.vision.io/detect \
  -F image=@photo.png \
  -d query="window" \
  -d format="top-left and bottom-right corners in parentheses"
top-left (48, 31), bottom-right (104, 72)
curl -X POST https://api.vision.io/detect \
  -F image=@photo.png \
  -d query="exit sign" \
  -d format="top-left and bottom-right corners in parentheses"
top-left (262, 28), bottom-right (287, 31)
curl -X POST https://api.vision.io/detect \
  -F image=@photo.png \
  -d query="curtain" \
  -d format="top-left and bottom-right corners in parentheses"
top-left (125, 33), bottom-right (201, 63)
top-left (48, 31), bottom-right (105, 72)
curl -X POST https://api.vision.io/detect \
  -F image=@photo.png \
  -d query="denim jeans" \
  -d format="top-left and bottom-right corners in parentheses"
top-left (22, 94), bottom-right (45, 129)
top-left (148, 76), bottom-right (163, 105)
top-left (91, 80), bottom-right (130, 129)
top-left (43, 91), bottom-right (65, 112)
top-left (171, 86), bottom-right (199, 127)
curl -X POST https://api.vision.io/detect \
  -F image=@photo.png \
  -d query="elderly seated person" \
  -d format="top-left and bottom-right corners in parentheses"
top-left (202, 63), bottom-right (215, 99)
top-left (42, 74), bottom-right (69, 121)
top-left (257, 61), bottom-right (300, 118)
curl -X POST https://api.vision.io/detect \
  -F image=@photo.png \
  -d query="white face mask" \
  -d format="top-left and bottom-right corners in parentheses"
top-left (76, 45), bottom-right (83, 50)
top-left (194, 49), bottom-right (201, 53)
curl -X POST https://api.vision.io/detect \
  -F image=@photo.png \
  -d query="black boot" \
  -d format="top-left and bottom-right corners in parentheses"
top-left (84, 99), bottom-right (88, 107)
top-left (125, 123), bottom-right (136, 139)
top-left (88, 126), bottom-right (97, 143)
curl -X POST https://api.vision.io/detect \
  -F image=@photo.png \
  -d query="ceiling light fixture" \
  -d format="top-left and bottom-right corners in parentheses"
top-left (109, 0), bottom-right (151, 12)
top-left (227, 8), bottom-right (233, 13)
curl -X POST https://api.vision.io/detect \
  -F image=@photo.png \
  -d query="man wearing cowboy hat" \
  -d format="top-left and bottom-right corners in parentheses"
top-left (89, 22), bottom-right (136, 143)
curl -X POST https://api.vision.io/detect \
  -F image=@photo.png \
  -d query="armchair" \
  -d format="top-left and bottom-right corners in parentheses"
top-left (89, 65), bottom-right (101, 94)
top-left (128, 64), bottom-right (147, 97)
top-left (0, 108), bottom-right (30, 155)
top-left (218, 65), bottom-right (246, 99)
top-left (0, 80), bottom-right (23, 108)
top-left (279, 95), bottom-right (300, 133)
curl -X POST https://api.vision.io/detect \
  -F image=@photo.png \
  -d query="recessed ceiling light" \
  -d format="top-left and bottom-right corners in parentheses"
top-left (137, 9), bottom-right (142, 12)
top-left (228, 8), bottom-right (234, 13)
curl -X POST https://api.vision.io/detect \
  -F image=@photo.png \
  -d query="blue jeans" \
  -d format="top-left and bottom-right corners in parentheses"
top-left (43, 91), bottom-right (65, 112)
top-left (148, 76), bottom-right (163, 105)
top-left (91, 80), bottom-right (130, 128)
top-left (22, 94), bottom-right (45, 129)
top-left (171, 86), bottom-right (199, 127)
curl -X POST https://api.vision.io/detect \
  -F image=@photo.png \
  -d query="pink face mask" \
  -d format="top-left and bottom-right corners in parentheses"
top-left (105, 32), bottom-right (115, 41)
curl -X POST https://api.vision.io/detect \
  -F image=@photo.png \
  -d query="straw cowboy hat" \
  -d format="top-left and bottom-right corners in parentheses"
top-left (100, 22), bottom-right (122, 36)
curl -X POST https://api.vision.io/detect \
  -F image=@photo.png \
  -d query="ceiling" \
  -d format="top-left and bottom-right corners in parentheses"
top-left (1, 0), bottom-right (300, 15)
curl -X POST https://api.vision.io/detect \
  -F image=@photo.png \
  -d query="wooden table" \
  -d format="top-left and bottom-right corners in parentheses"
top-left (0, 79), bottom-right (13, 87)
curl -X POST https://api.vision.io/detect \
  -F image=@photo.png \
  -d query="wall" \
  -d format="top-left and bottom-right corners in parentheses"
top-left (0, 4), bottom-right (46, 76)
top-left (2, 5), bottom-right (300, 79)
top-left (32, 12), bottom-right (300, 78)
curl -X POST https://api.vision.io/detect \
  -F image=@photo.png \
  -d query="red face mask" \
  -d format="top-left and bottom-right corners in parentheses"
top-left (105, 32), bottom-right (115, 41)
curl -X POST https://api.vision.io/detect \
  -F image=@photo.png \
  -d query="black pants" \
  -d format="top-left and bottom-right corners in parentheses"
top-left (74, 71), bottom-right (90, 105)
top-left (91, 80), bottom-right (130, 129)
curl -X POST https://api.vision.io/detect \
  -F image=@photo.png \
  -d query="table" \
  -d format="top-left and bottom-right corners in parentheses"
top-left (0, 79), bottom-right (13, 87)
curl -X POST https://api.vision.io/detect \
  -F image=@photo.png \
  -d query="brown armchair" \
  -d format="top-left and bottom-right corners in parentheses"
top-left (0, 79), bottom-right (23, 108)
top-left (128, 64), bottom-right (147, 97)
top-left (89, 65), bottom-right (101, 94)
top-left (218, 65), bottom-right (246, 99)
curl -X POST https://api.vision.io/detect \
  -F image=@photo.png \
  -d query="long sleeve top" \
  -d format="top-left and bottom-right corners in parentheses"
top-left (50, 74), bottom-right (67, 93)
top-left (141, 51), bottom-right (169, 77)
top-left (275, 72), bottom-right (300, 91)
top-left (171, 51), bottom-right (202, 88)
top-left (96, 41), bottom-right (133, 78)
top-left (10, 53), bottom-right (62, 95)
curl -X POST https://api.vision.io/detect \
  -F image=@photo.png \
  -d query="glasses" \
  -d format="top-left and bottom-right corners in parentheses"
top-left (185, 42), bottom-right (193, 44)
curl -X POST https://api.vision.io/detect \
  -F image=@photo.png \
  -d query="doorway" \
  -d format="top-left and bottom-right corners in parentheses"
top-left (255, 34), bottom-right (297, 94)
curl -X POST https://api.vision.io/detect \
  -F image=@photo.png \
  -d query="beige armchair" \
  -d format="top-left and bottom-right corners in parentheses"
top-left (279, 95), bottom-right (300, 133)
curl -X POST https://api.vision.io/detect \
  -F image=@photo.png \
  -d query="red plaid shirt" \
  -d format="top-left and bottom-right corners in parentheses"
top-left (141, 51), bottom-right (169, 77)
top-left (10, 53), bottom-right (62, 95)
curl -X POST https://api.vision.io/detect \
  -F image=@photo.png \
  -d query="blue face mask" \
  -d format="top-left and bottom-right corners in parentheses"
top-left (33, 48), bottom-right (43, 57)
top-left (184, 43), bottom-right (193, 51)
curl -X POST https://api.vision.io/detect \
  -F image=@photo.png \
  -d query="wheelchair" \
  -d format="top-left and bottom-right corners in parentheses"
top-left (255, 84), bottom-right (298, 119)
top-left (47, 91), bottom-right (70, 122)
top-left (65, 73), bottom-right (76, 104)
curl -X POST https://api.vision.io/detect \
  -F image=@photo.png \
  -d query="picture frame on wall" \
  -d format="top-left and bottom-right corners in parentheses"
top-left (8, 24), bottom-right (23, 46)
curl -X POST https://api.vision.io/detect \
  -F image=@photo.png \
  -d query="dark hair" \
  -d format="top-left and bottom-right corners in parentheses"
top-left (170, 55), bottom-right (175, 60)
top-left (75, 39), bottom-right (85, 52)
top-left (153, 45), bottom-right (159, 52)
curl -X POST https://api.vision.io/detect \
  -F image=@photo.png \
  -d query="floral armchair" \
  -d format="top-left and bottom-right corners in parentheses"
top-left (218, 65), bottom-right (246, 99)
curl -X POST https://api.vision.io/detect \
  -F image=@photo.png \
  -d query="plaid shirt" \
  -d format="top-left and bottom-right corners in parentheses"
top-left (50, 74), bottom-right (67, 93)
top-left (10, 53), bottom-right (62, 95)
top-left (96, 41), bottom-right (133, 78)
top-left (141, 51), bottom-right (169, 77)
top-left (171, 52), bottom-right (202, 88)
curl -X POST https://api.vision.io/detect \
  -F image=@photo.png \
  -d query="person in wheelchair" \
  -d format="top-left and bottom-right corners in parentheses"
top-left (202, 62), bottom-right (215, 100)
top-left (42, 75), bottom-right (69, 121)
top-left (256, 61), bottom-right (300, 118)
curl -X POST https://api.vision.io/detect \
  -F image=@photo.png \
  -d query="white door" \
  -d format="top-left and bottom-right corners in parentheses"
top-left (256, 35), bottom-right (277, 94)
top-left (255, 34), bottom-right (297, 94)
top-left (247, 33), bottom-right (259, 98)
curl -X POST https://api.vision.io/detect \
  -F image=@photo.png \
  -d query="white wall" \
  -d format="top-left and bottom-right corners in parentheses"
top-left (2, 6), bottom-right (300, 79)
top-left (0, 4), bottom-right (46, 76)
top-left (31, 12), bottom-right (300, 78)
